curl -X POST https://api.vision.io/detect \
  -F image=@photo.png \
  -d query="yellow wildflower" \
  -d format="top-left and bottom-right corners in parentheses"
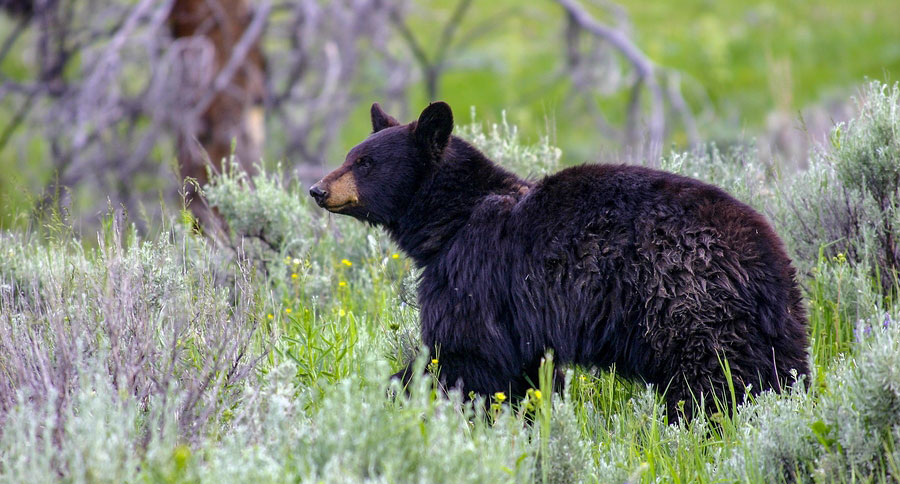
top-left (291, 273), bottom-right (298, 279)
top-left (267, 313), bottom-right (274, 320)
top-left (533, 390), bottom-right (542, 400)
top-left (339, 308), bottom-right (346, 317)
top-left (285, 308), bottom-right (292, 314)
top-left (392, 253), bottom-right (400, 259)
top-left (341, 259), bottom-right (353, 267)
top-left (494, 392), bottom-right (507, 403)
top-left (338, 281), bottom-right (347, 287)
top-left (173, 445), bottom-right (191, 469)
top-left (431, 358), bottom-right (439, 365)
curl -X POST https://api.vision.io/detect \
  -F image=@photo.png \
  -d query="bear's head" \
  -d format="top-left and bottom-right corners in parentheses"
top-left (308, 102), bottom-right (454, 225)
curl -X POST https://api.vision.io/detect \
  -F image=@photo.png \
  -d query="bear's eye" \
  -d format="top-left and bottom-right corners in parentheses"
top-left (355, 156), bottom-right (372, 170)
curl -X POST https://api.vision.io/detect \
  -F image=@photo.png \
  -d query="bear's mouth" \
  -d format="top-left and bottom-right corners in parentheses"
top-left (323, 200), bottom-right (358, 212)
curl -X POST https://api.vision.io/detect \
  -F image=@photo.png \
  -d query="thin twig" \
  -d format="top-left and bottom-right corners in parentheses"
top-left (556, 0), bottom-right (665, 158)
top-left (0, 14), bottom-right (29, 76)
top-left (389, 8), bottom-right (431, 75)
top-left (0, 89), bottom-right (37, 153)
top-left (664, 70), bottom-right (700, 149)
top-left (434, 0), bottom-right (472, 65)
top-left (390, 0), bottom-right (471, 100)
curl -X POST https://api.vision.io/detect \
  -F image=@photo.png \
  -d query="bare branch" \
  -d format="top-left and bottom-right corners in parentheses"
top-left (389, 8), bottom-right (430, 73)
top-left (0, 14), bottom-right (29, 75)
top-left (556, 0), bottom-right (665, 160)
top-left (390, 0), bottom-right (472, 100)
top-left (664, 70), bottom-right (700, 149)
top-left (0, 88), bottom-right (38, 153)
top-left (556, 0), bottom-right (653, 79)
top-left (434, 0), bottom-right (472, 65)
top-left (1, 0), bottom-right (412, 229)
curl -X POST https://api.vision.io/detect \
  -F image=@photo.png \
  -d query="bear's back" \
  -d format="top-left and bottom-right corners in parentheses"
top-left (513, 163), bottom-right (780, 261)
top-left (506, 163), bottom-right (807, 387)
top-left (517, 164), bottom-right (740, 225)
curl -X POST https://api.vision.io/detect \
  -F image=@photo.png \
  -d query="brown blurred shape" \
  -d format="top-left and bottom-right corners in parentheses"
top-left (169, 0), bottom-right (267, 228)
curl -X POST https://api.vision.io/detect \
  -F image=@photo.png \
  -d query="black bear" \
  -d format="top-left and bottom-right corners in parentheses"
top-left (309, 102), bottom-right (809, 420)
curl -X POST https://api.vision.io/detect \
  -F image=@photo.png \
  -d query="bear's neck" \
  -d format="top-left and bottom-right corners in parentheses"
top-left (390, 139), bottom-right (529, 267)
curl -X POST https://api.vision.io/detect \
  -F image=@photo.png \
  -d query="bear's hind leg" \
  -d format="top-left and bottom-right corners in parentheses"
top-left (663, 347), bottom-right (751, 423)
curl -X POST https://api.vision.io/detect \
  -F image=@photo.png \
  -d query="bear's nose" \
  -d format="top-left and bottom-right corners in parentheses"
top-left (309, 184), bottom-right (328, 205)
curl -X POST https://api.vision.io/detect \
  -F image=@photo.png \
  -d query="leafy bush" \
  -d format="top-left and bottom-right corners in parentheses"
top-left (816, 312), bottom-right (900, 480)
top-left (8, 95), bottom-right (900, 483)
top-left (722, 384), bottom-right (819, 482)
top-left (193, 359), bottom-right (537, 484)
top-left (0, 367), bottom-right (148, 484)
top-left (723, 311), bottom-right (900, 483)
top-left (0, 215), bottom-right (262, 479)
top-left (660, 143), bottom-right (771, 211)
top-left (775, 81), bottom-right (900, 293)
top-left (457, 109), bottom-right (562, 178)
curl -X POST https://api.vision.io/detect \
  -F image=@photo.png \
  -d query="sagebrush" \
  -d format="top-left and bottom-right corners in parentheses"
top-left (3, 83), bottom-right (900, 483)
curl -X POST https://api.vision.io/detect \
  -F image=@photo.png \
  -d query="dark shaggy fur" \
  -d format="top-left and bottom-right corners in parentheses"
top-left (310, 102), bottom-right (810, 420)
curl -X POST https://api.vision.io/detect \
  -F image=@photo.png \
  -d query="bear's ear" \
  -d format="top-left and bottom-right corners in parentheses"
top-left (414, 102), bottom-right (453, 159)
top-left (371, 103), bottom-right (399, 133)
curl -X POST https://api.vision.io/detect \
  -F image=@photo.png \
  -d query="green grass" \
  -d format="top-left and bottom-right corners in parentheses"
top-left (2, 1), bottom-right (899, 229)
top-left (335, 0), bottom-right (900, 160)
top-left (4, 83), bottom-right (900, 483)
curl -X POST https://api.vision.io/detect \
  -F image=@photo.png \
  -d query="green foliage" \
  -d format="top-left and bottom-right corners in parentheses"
top-left (832, 83), bottom-right (900, 198)
top-left (0, 215), bottom-right (260, 482)
top-left (8, 91), bottom-right (900, 483)
top-left (775, 81), bottom-right (900, 294)
top-left (193, 359), bottom-right (536, 483)
top-left (660, 143), bottom-right (771, 211)
top-left (723, 312), bottom-right (900, 484)
top-left (806, 249), bottom-right (885, 364)
top-left (539, 397), bottom-right (597, 484)
top-left (205, 162), bottom-right (316, 256)
top-left (722, 385), bottom-right (820, 482)
top-left (202, 159), bottom-right (420, 387)
top-left (0, 369), bottom-right (147, 484)
top-left (456, 109), bottom-right (561, 177)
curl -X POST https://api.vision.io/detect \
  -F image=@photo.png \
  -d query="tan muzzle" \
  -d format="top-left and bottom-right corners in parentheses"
top-left (309, 168), bottom-right (360, 211)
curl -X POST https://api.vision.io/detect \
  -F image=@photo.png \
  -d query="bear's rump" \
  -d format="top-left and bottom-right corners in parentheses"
top-left (509, 205), bottom-right (788, 388)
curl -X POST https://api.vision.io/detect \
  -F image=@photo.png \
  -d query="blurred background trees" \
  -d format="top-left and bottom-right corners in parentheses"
top-left (0, 0), bottom-right (898, 231)
top-left (169, 0), bottom-right (267, 229)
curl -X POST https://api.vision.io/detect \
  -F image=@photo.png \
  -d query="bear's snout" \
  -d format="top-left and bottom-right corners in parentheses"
top-left (308, 169), bottom-right (360, 212)
top-left (309, 183), bottom-right (328, 206)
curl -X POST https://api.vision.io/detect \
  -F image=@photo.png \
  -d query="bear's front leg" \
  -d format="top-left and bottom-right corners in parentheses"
top-left (389, 365), bottom-right (416, 390)
top-left (432, 351), bottom-right (525, 399)
top-left (388, 350), bottom-right (523, 399)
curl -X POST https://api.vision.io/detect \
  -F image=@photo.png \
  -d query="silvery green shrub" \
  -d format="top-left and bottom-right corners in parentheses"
top-left (537, 381), bottom-right (598, 484)
top-left (722, 386), bottom-right (819, 483)
top-left (774, 81), bottom-right (900, 293)
top-left (457, 109), bottom-right (561, 177)
top-left (816, 312), bottom-right (900, 480)
top-left (660, 143), bottom-right (770, 210)
top-left (9, 94), bottom-right (900, 484)
top-left (193, 358), bottom-right (536, 484)
top-left (0, 213), bottom-right (261, 480)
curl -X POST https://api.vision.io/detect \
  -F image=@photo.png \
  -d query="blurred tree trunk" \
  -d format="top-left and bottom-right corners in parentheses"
top-left (169, 0), bottom-right (267, 229)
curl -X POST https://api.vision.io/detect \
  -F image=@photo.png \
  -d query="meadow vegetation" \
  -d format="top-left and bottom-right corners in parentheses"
top-left (2, 81), bottom-right (900, 483)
